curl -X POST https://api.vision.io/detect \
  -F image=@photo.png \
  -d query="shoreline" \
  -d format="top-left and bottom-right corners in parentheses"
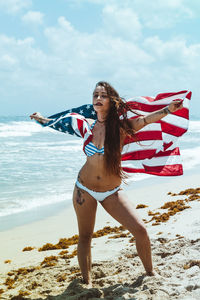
top-left (1, 167), bottom-right (199, 233)
top-left (0, 172), bottom-right (200, 299)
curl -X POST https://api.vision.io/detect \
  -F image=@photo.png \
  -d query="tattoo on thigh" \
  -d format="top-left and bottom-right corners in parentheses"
top-left (76, 188), bottom-right (85, 205)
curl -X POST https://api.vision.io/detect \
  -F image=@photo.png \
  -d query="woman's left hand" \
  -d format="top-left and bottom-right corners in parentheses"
top-left (168, 99), bottom-right (183, 113)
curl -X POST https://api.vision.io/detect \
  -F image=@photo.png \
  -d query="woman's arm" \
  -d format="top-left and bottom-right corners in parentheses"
top-left (129, 99), bottom-right (183, 132)
top-left (30, 112), bottom-right (52, 124)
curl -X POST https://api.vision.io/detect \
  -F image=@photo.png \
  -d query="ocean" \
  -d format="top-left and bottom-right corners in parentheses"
top-left (0, 115), bottom-right (200, 231)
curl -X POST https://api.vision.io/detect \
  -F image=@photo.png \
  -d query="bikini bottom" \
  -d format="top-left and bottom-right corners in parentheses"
top-left (75, 180), bottom-right (120, 202)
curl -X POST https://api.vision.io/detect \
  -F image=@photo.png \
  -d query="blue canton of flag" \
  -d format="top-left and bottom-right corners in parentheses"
top-left (42, 104), bottom-right (97, 137)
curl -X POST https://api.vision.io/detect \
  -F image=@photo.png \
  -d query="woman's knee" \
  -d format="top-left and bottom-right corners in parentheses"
top-left (79, 232), bottom-right (93, 243)
top-left (133, 223), bottom-right (149, 239)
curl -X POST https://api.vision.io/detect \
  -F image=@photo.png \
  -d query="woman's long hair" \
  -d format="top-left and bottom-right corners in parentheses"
top-left (94, 81), bottom-right (135, 180)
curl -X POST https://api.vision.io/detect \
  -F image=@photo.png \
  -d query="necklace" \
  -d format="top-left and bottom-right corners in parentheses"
top-left (97, 119), bottom-right (105, 124)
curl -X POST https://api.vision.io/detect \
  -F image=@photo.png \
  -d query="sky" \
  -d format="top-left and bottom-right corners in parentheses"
top-left (0, 0), bottom-right (199, 117)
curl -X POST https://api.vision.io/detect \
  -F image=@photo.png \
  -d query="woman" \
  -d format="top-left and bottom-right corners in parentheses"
top-left (30, 81), bottom-right (184, 286)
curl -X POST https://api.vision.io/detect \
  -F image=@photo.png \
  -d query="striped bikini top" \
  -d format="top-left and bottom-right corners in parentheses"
top-left (84, 120), bottom-right (104, 157)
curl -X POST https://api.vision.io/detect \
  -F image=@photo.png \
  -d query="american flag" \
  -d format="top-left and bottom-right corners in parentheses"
top-left (42, 90), bottom-right (191, 176)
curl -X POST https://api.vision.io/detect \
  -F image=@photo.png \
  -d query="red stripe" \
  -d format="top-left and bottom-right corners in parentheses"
top-left (160, 121), bottom-right (187, 137)
top-left (122, 167), bottom-right (145, 173)
top-left (127, 101), bottom-right (188, 116)
top-left (77, 119), bottom-right (84, 137)
top-left (122, 148), bottom-right (180, 161)
top-left (122, 149), bottom-right (157, 160)
top-left (128, 102), bottom-right (167, 113)
top-left (143, 164), bottom-right (183, 176)
top-left (170, 107), bottom-right (189, 119)
top-left (124, 131), bottom-right (162, 144)
top-left (153, 147), bottom-right (180, 157)
top-left (83, 135), bottom-right (93, 152)
top-left (154, 91), bottom-right (188, 101)
top-left (163, 142), bottom-right (173, 151)
top-left (186, 91), bottom-right (192, 100)
top-left (122, 164), bottom-right (183, 176)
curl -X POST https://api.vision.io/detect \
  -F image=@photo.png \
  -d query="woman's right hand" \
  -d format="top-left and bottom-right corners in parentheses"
top-left (29, 112), bottom-right (47, 124)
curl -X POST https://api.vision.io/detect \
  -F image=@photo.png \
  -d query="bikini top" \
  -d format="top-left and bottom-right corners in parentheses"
top-left (84, 120), bottom-right (105, 157)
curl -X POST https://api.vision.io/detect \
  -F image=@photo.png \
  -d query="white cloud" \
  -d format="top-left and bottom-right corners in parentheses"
top-left (144, 36), bottom-right (200, 69)
top-left (131, 0), bottom-right (194, 28)
top-left (0, 0), bottom-right (32, 14)
top-left (0, 54), bottom-right (18, 70)
top-left (44, 16), bottom-right (152, 77)
top-left (102, 5), bottom-right (142, 40)
top-left (21, 10), bottom-right (44, 25)
top-left (0, 2), bottom-right (199, 115)
top-left (0, 34), bottom-right (48, 88)
top-left (70, 0), bottom-right (194, 29)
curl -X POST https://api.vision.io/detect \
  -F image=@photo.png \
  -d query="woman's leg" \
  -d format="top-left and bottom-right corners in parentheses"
top-left (101, 190), bottom-right (154, 275)
top-left (73, 186), bottom-right (97, 284)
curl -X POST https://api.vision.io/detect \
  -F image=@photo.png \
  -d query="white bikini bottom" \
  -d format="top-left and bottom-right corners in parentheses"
top-left (75, 180), bottom-right (120, 202)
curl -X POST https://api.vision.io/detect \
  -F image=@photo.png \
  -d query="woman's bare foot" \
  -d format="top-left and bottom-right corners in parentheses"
top-left (146, 270), bottom-right (156, 276)
top-left (81, 279), bottom-right (93, 288)
top-left (146, 270), bottom-right (162, 278)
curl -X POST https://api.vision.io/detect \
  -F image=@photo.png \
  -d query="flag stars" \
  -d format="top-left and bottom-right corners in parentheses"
top-left (86, 105), bottom-right (91, 109)
top-left (79, 110), bottom-right (83, 114)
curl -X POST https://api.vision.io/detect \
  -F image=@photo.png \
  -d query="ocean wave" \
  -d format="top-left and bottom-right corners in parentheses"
top-left (0, 121), bottom-right (47, 137)
top-left (1, 118), bottom-right (200, 137)
top-left (0, 192), bottom-right (72, 217)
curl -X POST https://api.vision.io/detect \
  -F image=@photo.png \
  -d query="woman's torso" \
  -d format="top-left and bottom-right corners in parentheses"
top-left (78, 120), bottom-right (124, 191)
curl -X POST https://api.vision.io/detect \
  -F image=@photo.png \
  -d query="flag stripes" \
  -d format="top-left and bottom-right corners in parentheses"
top-left (42, 90), bottom-right (191, 176)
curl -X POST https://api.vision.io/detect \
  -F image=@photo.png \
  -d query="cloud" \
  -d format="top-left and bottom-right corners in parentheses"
top-left (0, 0), bottom-right (32, 14)
top-left (102, 4), bottom-right (142, 40)
top-left (44, 16), bottom-right (153, 77)
top-left (0, 34), bottom-right (47, 87)
top-left (21, 10), bottom-right (44, 25)
top-left (144, 35), bottom-right (200, 69)
top-left (0, 54), bottom-right (18, 71)
top-left (0, 2), bottom-right (199, 115)
top-left (68, 0), bottom-right (194, 29)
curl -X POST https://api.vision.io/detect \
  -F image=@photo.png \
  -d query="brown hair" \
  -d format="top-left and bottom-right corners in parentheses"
top-left (94, 81), bottom-right (135, 180)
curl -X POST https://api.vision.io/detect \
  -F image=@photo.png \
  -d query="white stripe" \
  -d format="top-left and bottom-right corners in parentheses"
top-left (122, 160), bottom-right (144, 169)
top-left (182, 98), bottom-right (190, 109)
top-left (164, 141), bottom-right (178, 151)
top-left (71, 118), bottom-right (82, 137)
top-left (137, 123), bottom-right (161, 132)
top-left (127, 92), bottom-right (188, 106)
top-left (121, 98), bottom-right (189, 119)
top-left (86, 143), bottom-right (97, 150)
top-left (122, 140), bottom-right (163, 154)
top-left (49, 112), bottom-right (83, 127)
top-left (144, 154), bottom-right (181, 167)
top-left (122, 154), bottom-right (181, 168)
top-left (161, 114), bottom-right (189, 129)
top-left (83, 121), bottom-right (91, 135)
top-left (85, 146), bottom-right (94, 155)
top-left (86, 143), bottom-right (104, 151)
top-left (84, 132), bottom-right (92, 142)
top-left (162, 132), bottom-right (178, 144)
top-left (127, 108), bottom-right (189, 130)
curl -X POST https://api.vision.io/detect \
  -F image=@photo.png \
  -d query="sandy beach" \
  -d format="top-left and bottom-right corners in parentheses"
top-left (0, 172), bottom-right (200, 300)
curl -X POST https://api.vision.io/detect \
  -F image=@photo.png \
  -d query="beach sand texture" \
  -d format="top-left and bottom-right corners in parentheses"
top-left (0, 173), bottom-right (200, 300)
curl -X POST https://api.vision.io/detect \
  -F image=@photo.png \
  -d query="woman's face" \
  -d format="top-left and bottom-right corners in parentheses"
top-left (93, 86), bottom-right (110, 113)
